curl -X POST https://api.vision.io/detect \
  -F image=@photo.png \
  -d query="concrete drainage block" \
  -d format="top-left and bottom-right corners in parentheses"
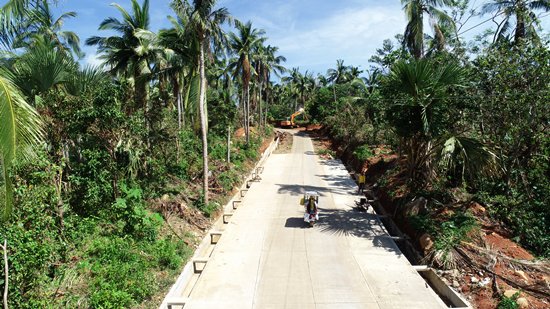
top-left (193, 259), bottom-right (208, 273)
top-left (166, 297), bottom-right (188, 309)
top-left (210, 232), bottom-right (222, 244)
top-left (232, 201), bottom-right (241, 209)
top-left (223, 213), bottom-right (233, 224)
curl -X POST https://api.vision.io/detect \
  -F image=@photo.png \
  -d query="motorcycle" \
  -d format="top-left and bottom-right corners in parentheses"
top-left (302, 191), bottom-right (320, 227)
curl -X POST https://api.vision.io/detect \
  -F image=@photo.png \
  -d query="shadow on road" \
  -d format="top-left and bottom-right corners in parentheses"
top-left (276, 184), bottom-right (331, 196)
top-left (315, 174), bottom-right (356, 195)
top-left (315, 207), bottom-right (401, 256)
top-left (284, 217), bottom-right (308, 229)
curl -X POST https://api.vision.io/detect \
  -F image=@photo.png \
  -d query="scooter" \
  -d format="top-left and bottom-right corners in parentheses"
top-left (304, 208), bottom-right (319, 227)
top-left (302, 191), bottom-right (320, 227)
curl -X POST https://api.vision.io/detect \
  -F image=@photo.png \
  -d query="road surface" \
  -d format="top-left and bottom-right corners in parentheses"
top-left (176, 131), bottom-right (444, 308)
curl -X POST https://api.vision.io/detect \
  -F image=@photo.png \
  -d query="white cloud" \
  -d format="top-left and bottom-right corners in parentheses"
top-left (267, 5), bottom-right (406, 73)
top-left (83, 52), bottom-right (104, 68)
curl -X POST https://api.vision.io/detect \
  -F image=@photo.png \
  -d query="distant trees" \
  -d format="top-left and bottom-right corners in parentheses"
top-left (401, 0), bottom-right (455, 58)
top-left (228, 20), bottom-right (265, 145)
top-left (481, 0), bottom-right (550, 44)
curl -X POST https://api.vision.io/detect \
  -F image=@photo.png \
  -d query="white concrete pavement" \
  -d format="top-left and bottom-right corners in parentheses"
top-left (178, 131), bottom-right (445, 309)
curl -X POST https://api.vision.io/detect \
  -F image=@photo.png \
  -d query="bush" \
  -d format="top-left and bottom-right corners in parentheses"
top-left (497, 291), bottom-right (520, 309)
top-left (111, 185), bottom-right (163, 241)
top-left (410, 211), bottom-right (478, 268)
top-left (0, 154), bottom-right (63, 308)
top-left (150, 238), bottom-right (191, 270)
top-left (87, 237), bottom-right (154, 308)
top-left (218, 168), bottom-right (239, 192)
top-left (353, 145), bottom-right (375, 161)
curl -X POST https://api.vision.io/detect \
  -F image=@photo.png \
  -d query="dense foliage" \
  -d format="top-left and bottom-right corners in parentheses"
top-left (0, 0), bottom-right (548, 307)
top-left (0, 0), bottom-right (278, 307)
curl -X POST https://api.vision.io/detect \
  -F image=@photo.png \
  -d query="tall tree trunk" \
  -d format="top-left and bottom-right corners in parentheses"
top-left (258, 81), bottom-right (263, 128)
top-left (198, 40), bottom-right (209, 205)
top-left (244, 86), bottom-right (246, 132)
top-left (264, 84), bottom-right (270, 126)
top-left (227, 126), bottom-right (231, 163)
top-left (134, 70), bottom-right (147, 111)
top-left (1, 239), bottom-right (7, 309)
top-left (515, 8), bottom-right (526, 43)
top-left (174, 77), bottom-right (182, 130)
top-left (245, 82), bottom-right (250, 145)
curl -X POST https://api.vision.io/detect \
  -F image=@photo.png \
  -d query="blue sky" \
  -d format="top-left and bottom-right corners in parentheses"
top-left (3, 0), bottom-right (550, 75)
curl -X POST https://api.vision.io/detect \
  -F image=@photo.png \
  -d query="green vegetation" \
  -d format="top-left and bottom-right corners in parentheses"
top-left (411, 212), bottom-right (478, 268)
top-left (497, 291), bottom-right (521, 309)
top-left (0, 0), bottom-right (280, 307)
top-left (0, 0), bottom-right (549, 307)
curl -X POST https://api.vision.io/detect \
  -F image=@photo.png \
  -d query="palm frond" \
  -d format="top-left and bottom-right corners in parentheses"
top-left (439, 136), bottom-right (501, 182)
top-left (0, 68), bottom-right (44, 220)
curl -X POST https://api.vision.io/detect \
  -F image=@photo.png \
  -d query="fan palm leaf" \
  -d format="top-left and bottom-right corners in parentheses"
top-left (439, 136), bottom-right (501, 182)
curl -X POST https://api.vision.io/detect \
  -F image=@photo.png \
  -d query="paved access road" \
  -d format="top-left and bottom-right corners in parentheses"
top-left (182, 131), bottom-right (444, 309)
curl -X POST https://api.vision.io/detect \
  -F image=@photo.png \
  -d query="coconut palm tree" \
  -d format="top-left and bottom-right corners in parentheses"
top-left (174, 0), bottom-right (231, 205)
top-left (256, 45), bottom-right (286, 126)
top-left (13, 0), bottom-right (82, 58)
top-left (0, 0), bottom-right (35, 49)
top-left (158, 5), bottom-right (200, 130)
top-left (326, 59), bottom-right (350, 103)
top-left (482, 0), bottom-right (550, 44)
top-left (401, 0), bottom-right (454, 59)
top-left (86, 0), bottom-right (154, 111)
top-left (0, 68), bottom-right (44, 220)
top-left (228, 20), bottom-right (265, 145)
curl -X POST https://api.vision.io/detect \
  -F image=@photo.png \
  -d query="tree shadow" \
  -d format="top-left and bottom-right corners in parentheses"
top-left (315, 207), bottom-right (402, 255)
top-left (276, 184), bottom-right (331, 196)
top-left (315, 174), bottom-right (357, 195)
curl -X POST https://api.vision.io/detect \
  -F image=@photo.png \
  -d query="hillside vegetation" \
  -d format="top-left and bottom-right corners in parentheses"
top-left (0, 0), bottom-right (548, 308)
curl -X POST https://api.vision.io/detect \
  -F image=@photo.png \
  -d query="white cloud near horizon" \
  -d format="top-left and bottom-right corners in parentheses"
top-left (267, 5), bottom-right (406, 73)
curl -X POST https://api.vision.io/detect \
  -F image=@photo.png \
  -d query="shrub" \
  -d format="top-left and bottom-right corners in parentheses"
top-left (497, 291), bottom-right (520, 309)
top-left (111, 185), bottom-right (163, 241)
top-left (353, 145), bottom-right (375, 161)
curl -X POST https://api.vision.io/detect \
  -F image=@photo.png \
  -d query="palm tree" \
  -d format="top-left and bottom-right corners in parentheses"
top-left (326, 59), bottom-right (349, 103)
top-left (0, 68), bottom-right (44, 220)
top-left (14, 0), bottom-right (83, 58)
top-left (256, 45), bottom-right (286, 126)
top-left (401, 0), bottom-right (454, 58)
top-left (482, 0), bottom-right (550, 44)
top-left (175, 0), bottom-right (231, 205)
top-left (386, 58), bottom-right (499, 186)
top-left (158, 5), bottom-right (200, 130)
top-left (348, 66), bottom-right (363, 80)
top-left (228, 20), bottom-right (265, 145)
top-left (7, 38), bottom-right (76, 99)
top-left (0, 0), bottom-right (36, 49)
top-left (86, 0), bottom-right (154, 111)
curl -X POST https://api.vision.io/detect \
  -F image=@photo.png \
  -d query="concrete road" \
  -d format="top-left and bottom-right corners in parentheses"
top-left (181, 131), bottom-right (444, 309)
